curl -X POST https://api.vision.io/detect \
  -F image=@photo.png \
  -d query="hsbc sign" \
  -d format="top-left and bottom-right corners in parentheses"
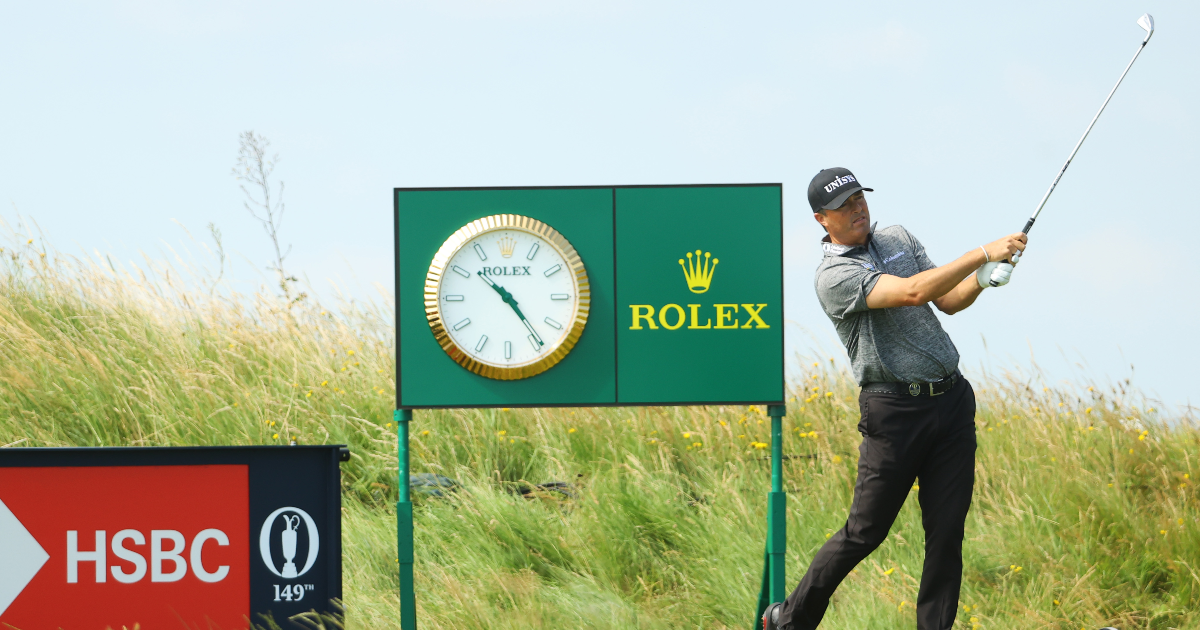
top-left (0, 446), bottom-right (345, 629)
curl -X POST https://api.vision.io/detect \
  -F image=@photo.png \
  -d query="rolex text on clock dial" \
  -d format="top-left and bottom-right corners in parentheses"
top-left (425, 214), bottom-right (589, 380)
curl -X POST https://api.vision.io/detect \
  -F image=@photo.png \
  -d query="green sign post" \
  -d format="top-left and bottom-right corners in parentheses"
top-left (394, 185), bottom-right (786, 628)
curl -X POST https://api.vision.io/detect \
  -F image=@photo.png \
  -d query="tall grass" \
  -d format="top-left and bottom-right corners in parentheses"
top-left (1, 235), bottom-right (1197, 629)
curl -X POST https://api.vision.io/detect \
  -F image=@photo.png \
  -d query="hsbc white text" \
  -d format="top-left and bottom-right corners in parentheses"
top-left (66, 529), bottom-right (231, 583)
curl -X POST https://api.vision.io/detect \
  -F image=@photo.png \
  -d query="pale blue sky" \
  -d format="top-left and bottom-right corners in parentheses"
top-left (2, 1), bottom-right (1196, 410)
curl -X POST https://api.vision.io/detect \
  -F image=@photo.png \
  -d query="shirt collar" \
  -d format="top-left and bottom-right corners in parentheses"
top-left (820, 223), bottom-right (877, 257)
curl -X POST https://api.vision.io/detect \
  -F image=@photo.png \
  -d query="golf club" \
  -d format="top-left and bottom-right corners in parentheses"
top-left (993, 13), bottom-right (1154, 285)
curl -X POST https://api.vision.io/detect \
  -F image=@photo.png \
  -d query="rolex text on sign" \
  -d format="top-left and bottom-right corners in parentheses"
top-left (614, 186), bottom-right (783, 404)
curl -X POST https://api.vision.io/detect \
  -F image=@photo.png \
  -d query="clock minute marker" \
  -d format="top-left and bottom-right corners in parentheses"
top-left (544, 264), bottom-right (561, 277)
top-left (475, 335), bottom-right (488, 352)
top-left (526, 243), bottom-right (539, 260)
top-left (473, 243), bottom-right (488, 261)
top-left (544, 317), bottom-right (563, 330)
top-left (452, 265), bottom-right (470, 278)
top-left (550, 294), bottom-right (570, 301)
top-left (452, 318), bottom-right (471, 331)
top-left (504, 341), bottom-right (512, 360)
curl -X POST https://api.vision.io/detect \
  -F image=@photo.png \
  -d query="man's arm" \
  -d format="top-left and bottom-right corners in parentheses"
top-left (865, 233), bottom-right (1026, 310)
top-left (932, 274), bottom-right (984, 315)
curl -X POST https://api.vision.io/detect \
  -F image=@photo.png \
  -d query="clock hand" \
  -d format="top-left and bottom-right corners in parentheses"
top-left (477, 272), bottom-right (544, 347)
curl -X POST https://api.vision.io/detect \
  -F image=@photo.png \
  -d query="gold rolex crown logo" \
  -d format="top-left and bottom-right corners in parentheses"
top-left (497, 236), bottom-right (516, 258)
top-left (679, 250), bottom-right (718, 294)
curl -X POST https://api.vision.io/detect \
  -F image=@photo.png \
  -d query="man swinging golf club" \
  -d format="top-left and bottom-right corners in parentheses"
top-left (763, 168), bottom-right (1026, 630)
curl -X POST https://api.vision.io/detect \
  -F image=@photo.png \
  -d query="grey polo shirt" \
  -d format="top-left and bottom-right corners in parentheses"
top-left (814, 224), bottom-right (960, 385)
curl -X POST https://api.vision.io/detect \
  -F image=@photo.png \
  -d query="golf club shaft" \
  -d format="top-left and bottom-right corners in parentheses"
top-left (1021, 33), bottom-right (1153, 235)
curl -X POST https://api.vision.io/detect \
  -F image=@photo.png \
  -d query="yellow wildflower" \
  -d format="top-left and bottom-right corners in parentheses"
top-left (883, 567), bottom-right (895, 576)
top-left (568, 428), bottom-right (576, 434)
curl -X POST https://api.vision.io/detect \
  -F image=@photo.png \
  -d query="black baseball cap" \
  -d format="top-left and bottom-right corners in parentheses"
top-left (807, 168), bottom-right (873, 212)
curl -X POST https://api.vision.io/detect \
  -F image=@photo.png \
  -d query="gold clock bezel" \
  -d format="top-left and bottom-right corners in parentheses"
top-left (424, 214), bottom-right (590, 380)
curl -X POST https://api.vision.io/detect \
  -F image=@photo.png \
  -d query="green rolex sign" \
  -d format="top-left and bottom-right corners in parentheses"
top-left (394, 184), bottom-right (783, 408)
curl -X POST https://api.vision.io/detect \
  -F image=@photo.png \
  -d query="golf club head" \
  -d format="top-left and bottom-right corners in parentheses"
top-left (1138, 13), bottom-right (1154, 42)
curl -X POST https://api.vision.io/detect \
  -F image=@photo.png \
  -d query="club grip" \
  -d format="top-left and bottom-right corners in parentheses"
top-left (1022, 218), bottom-right (1035, 235)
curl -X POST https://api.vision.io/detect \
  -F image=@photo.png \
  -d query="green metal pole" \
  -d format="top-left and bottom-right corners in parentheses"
top-left (396, 409), bottom-right (416, 629)
top-left (767, 404), bottom-right (787, 604)
top-left (754, 404), bottom-right (789, 628)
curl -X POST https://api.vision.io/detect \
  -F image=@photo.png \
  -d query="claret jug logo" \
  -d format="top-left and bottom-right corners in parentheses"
top-left (259, 507), bottom-right (319, 579)
top-left (629, 249), bottom-right (769, 332)
top-left (679, 250), bottom-right (718, 294)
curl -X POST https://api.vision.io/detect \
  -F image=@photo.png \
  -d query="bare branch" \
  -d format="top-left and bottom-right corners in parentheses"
top-left (232, 130), bottom-right (296, 299)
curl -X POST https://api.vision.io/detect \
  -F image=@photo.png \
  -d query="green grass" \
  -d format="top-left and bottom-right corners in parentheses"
top-left (1, 239), bottom-right (1198, 629)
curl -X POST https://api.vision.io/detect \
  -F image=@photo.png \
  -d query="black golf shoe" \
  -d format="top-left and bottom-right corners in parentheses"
top-left (762, 602), bottom-right (783, 630)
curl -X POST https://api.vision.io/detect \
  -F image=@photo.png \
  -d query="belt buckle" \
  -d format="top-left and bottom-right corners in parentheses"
top-left (908, 383), bottom-right (921, 396)
top-left (930, 382), bottom-right (944, 396)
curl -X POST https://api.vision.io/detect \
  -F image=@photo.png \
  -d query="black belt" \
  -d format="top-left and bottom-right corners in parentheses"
top-left (861, 371), bottom-right (961, 397)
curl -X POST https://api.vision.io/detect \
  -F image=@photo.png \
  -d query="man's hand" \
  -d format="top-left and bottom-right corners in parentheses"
top-left (983, 233), bottom-right (1027, 264)
top-left (976, 262), bottom-right (1015, 288)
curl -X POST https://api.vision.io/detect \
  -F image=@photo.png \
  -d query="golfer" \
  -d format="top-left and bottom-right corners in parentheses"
top-left (763, 168), bottom-right (1026, 630)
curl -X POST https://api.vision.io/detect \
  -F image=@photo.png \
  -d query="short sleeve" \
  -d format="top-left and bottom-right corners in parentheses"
top-left (903, 227), bottom-right (937, 272)
top-left (816, 261), bottom-right (882, 320)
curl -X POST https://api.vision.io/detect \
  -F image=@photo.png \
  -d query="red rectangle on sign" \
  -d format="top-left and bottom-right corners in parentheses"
top-left (0, 465), bottom-right (249, 629)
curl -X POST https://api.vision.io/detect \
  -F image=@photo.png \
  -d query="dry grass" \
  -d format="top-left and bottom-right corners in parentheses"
top-left (1, 231), bottom-right (1197, 629)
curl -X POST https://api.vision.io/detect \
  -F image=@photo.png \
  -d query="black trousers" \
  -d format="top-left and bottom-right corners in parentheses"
top-left (779, 377), bottom-right (977, 630)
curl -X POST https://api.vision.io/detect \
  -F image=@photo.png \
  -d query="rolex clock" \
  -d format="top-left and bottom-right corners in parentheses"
top-left (424, 214), bottom-right (590, 380)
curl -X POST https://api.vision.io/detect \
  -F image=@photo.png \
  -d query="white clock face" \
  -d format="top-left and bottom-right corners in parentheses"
top-left (436, 227), bottom-right (580, 369)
